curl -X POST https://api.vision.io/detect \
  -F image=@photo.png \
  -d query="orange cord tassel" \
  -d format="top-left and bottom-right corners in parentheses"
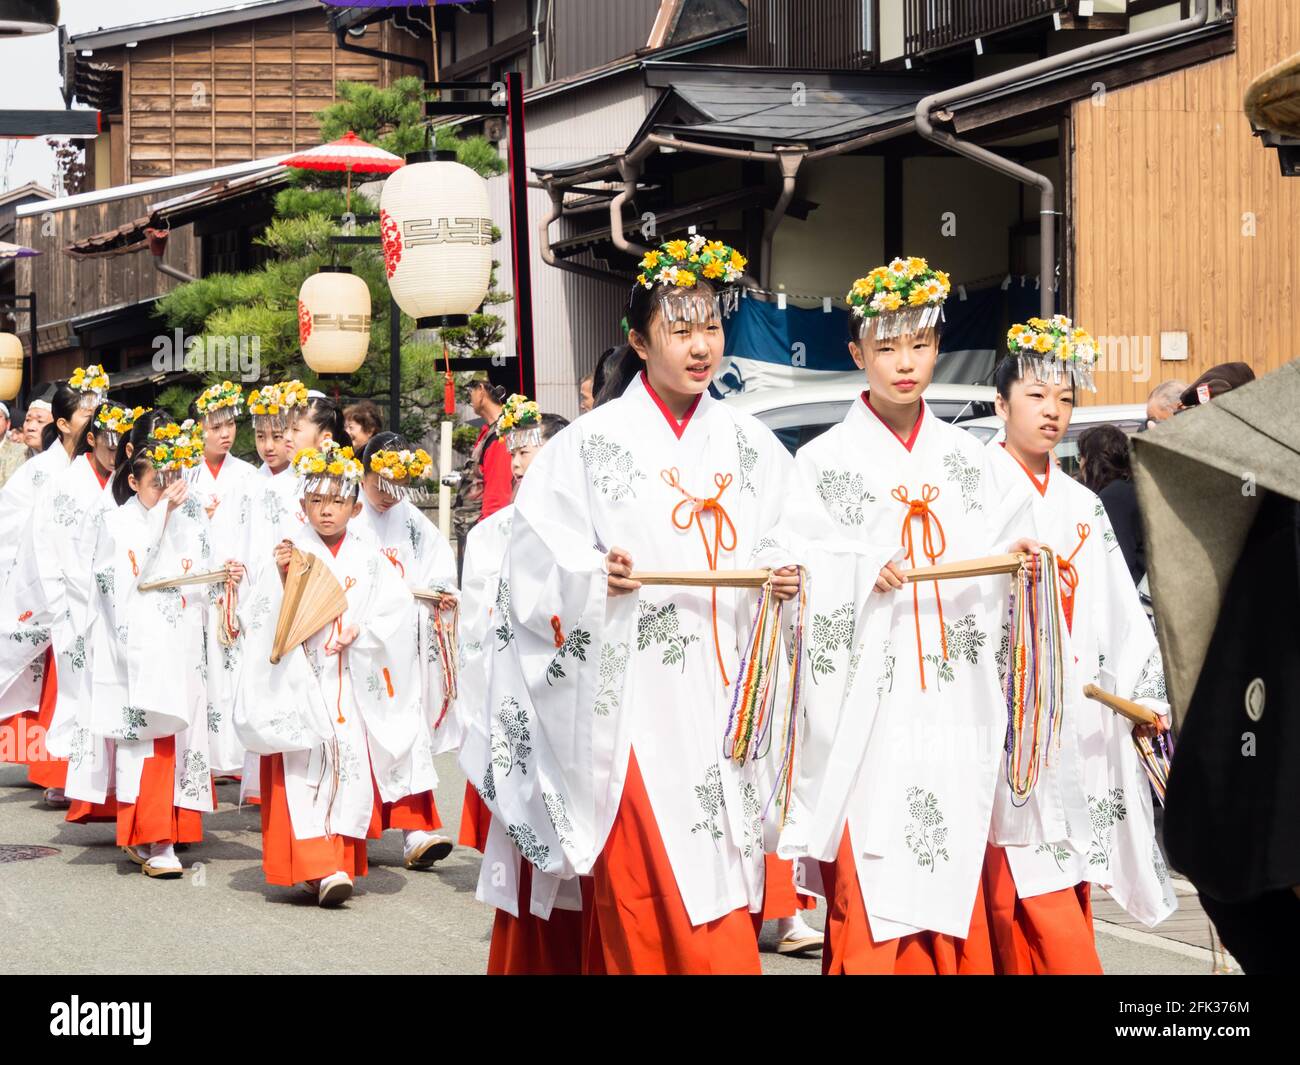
top-left (1055, 522), bottom-right (1090, 634)
top-left (381, 547), bottom-right (404, 578)
top-left (892, 484), bottom-right (949, 691)
top-left (661, 468), bottom-right (739, 688)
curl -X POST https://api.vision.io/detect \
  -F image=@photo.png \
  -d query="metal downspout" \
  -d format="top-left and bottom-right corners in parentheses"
top-left (914, 0), bottom-right (1211, 319)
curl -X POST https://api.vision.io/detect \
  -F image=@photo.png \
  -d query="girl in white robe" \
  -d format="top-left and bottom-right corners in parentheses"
top-left (458, 404), bottom-right (607, 974)
top-left (455, 480), bottom-right (514, 856)
top-left (461, 236), bottom-right (848, 974)
top-left (354, 431), bottom-right (458, 870)
top-left (779, 259), bottom-right (1039, 975)
top-left (189, 383), bottom-right (257, 778)
top-left (0, 377), bottom-right (104, 798)
top-left (233, 440), bottom-right (426, 907)
top-left (63, 408), bottom-right (175, 830)
top-left (75, 424), bottom-right (221, 878)
top-left (978, 327), bottom-right (1176, 973)
top-left (233, 381), bottom-right (310, 800)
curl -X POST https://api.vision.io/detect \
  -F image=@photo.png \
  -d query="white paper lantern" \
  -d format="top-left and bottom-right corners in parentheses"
top-left (298, 266), bottom-right (372, 374)
top-left (0, 0), bottom-right (59, 37)
top-left (379, 149), bottom-right (492, 328)
top-left (0, 332), bottom-right (23, 401)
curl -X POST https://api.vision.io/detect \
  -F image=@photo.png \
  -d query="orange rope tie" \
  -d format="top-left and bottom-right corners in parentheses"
top-left (128, 550), bottom-right (139, 578)
top-left (382, 667), bottom-right (394, 698)
top-left (17, 611), bottom-right (32, 623)
top-left (550, 615), bottom-right (565, 649)
top-left (180, 558), bottom-right (192, 608)
top-left (891, 484), bottom-right (949, 692)
top-left (661, 467), bottom-right (739, 688)
top-left (1055, 522), bottom-right (1090, 634)
top-left (381, 547), bottom-right (405, 578)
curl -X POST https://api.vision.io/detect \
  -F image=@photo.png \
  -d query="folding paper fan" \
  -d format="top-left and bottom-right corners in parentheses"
top-left (270, 548), bottom-right (348, 664)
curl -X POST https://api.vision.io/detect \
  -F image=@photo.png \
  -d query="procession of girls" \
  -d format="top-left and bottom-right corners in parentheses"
top-left (0, 230), bottom-right (1175, 973)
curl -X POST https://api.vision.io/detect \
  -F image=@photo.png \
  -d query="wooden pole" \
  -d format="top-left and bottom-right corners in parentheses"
top-left (901, 552), bottom-right (1028, 583)
top-left (630, 569), bottom-right (771, 588)
top-left (1083, 684), bottom-right (1162, 727)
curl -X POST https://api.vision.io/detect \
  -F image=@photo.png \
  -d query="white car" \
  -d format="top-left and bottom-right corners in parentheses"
top-left (722, 381), bottom-right (996, 455)
top-left (961, 404), bottom-right (1147, 478)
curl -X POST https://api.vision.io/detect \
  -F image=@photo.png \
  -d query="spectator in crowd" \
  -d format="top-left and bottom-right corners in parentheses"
top-left (592, 346), bottom-right (619, 408)
top-left (343, 400), bottom-right (384, 451)
top-left (22, 399), bottom-right (51, 451)
top-left (1145, 380), bottom-right (1186, 428)
top-left (0, 402), bottom-right (25, 489)
top-left (1078, 423), bottom-right (1144, 584)
top-left (451, 380), bottom-right (513, 544)
top-left (578, 374), bottom-right (595, 414)
top-left (1179, 362), bottom-right (1256, 409)
top-left (4, 404), bottom-right (22, 444)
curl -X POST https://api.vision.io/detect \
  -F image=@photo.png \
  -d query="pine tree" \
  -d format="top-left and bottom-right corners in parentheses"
top-left (154, 77), bottom-right (508, 456)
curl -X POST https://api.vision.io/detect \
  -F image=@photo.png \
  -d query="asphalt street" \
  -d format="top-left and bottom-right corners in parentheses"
top-left (0, 755), bottom-right (1219, 975)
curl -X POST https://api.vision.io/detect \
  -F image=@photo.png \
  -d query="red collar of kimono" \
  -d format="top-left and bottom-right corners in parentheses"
top-left (324, 533), bottom-right (346, 558)
top-left (206, 455), bottom-right (225, 479)
top-left (1000, 442), bottom-right (1051, 497)
top-left (641, 371), bottom-right (702, 440)
top-left (863, 392), bottom-right (924, 452)
top-left (85, 454), bottom-right (109, 489)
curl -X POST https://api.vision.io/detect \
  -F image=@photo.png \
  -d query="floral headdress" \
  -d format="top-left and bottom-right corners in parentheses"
top-left (846, 256), bottom-right (951, 341)
top-left (145, 419), bottom-right (204, 488)
top-left (69, 364), bottom-right (110, 408)
top-left (247, 380), bottom-right (308, 431)
top-left (93, 404), bottom-right (149, 449)
top-left (1006, 315), bottom-right (1098, 392)
top-left (368, 445), bottom-right (434, 502)
top-left (292, 438), bottom-right (364, 498)
top-left (195, 381), bottom-right (244, 424)
top-left (637, 229), bottom-right (748, 322)
top-left (496, 393), bottom-right (542, 450)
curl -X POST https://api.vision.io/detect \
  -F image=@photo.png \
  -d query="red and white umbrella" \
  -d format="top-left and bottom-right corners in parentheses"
top-left (0, 241), bottom-right (41, 259)
top-left (281, 131), bottom-right (404, 212)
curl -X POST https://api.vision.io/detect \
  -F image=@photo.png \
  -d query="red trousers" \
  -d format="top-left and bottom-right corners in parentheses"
top-left (488, 862), bottom-right (604, 975)
top-left (819, 827), bottom-right (996, 975)
top-left (259, 752), bottom-right (369, 887)
top-left (981, 844), bottom-right (1103, 974)
top-left (0, 649), bottom-right (68, 788)
top-left (590, 751), bottom-right (762, 975)
top-left (116, 736), bottom-right (205, 847)
top-left (459, 781), bottom-right (491, 852)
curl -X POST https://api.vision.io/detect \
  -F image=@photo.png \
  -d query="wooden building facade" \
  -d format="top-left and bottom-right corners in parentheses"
top-left (66, 0), bottom-right (425, 188)
top-left (1073, 0), bottom-right (1300, 404)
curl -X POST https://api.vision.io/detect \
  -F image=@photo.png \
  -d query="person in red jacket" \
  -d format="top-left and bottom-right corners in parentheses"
top-left (468, 380), bottom-right (513, 521)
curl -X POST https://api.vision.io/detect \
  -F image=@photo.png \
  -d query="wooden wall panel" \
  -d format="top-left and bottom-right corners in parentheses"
top-left (1073, 0), bottom-right (1300, 405)
top-left (119, 10), bottom-right (413, 183)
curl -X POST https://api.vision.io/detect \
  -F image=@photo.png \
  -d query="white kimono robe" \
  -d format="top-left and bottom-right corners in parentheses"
top-left (238, 464), bottom-right (306, 580)
top-left (781, 396), bottom-right (1031, 941)
top-left (0, 445), bottom-right (70, 721)
top-left (67, 494), bottom-right (215, 814)
top-left (0, 455), bottom-right (115, 763)
top-left (231, 463), bottom-right (306, 796)
top-left (456, 504), bottom-right (560, 919)
top-left (985, 444), bottom-right (1177, 927)
top-left (191, 453), bottom-right (257, 773)
top-left (232, 526), bottom-right (429, 843)
top-left (353, 496), bottom-right (461, 756)
top-left (460, 374), bottom-right (851, 927)
top-left (457, 504), bottom-right (512, 752)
